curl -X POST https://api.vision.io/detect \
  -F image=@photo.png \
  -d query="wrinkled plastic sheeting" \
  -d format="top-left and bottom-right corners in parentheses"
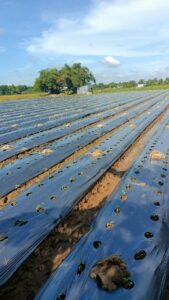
top-left (0, 96), bottom-right (161, 197)
top-left (0, 93), bottom-right (141, 144)
top-left (0, 93), bottom-right (143, 133)
top-left (0, 100), bottom-right (168, 286)
top-left (0, 91), bottom-right (156, 126)
top-left (0, 91), bottom-right (166, 146)
top-left (35, 116), bottom-right (169, 300)
top-left (0, 93), bottom-right (150, 162)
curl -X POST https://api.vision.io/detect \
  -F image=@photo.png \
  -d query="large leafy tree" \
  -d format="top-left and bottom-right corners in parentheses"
top-left (66, 63), bottom-right (96, 92)
top-left (34, 69), bottom-right (63, 94)
top-left (34, 63), bottom-right (96, 94)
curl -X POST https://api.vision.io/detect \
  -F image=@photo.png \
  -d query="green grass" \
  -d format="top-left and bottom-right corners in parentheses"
top-left (1, 84), bottom-right (169, 101)
top-left (93, 85), bottom-right (169, 94)
top-left (0, 92), bottom-right (48, 101)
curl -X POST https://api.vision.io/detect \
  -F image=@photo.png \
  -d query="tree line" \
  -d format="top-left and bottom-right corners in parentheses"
top-left (94, 77), bottom-right (169, 89)
top-left (0, 85), bottom-right (31, 95)
top-left (1, 64), bottom-right (169, 96)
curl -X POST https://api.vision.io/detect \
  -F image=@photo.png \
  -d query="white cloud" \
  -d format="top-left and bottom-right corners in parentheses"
top-left (103, 56), bottom-right (120, 67)
top-left (26, 0), bottom-right (169, 59)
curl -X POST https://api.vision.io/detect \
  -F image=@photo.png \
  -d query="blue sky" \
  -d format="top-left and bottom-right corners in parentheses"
top-left (0, 0), bottom-right (169, 85)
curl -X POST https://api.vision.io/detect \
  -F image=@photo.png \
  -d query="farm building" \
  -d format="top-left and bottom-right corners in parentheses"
top-left (77, 84), bottom-right (92, 94)
top-left (137, 83), bottom-right (145, 88)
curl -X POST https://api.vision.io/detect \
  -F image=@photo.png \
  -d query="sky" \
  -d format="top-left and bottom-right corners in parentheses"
top-left (0, 0), bottom-right (169, 85)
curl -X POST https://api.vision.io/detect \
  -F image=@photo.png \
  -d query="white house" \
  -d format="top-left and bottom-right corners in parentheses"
top-left (137, 83), bottom-right (145, 88)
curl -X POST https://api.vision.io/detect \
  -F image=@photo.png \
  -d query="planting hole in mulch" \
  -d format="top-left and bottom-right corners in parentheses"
top-left (134, 250), bottom-right (147, 260)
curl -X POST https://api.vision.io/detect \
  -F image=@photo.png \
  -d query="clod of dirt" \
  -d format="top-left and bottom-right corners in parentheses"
top-left (40, 149), bottom-right (53, 155)
top-left (90, 149), bottom-right (104, 157)
top-left (90, 255), bottom-right (132, 291)
top-left (150, 150), bottom-right (165, 160)
top-left (120, 194), bottom-right (128, 201)
top-left (129, 123), bottom-right (137, 128)
top-left (96, 123), bottom-right (104, 128)
top-left (20, 147), bottom-right (28, 151)
top-left (105, 220), bottom-right (115, 229)
top-left (0, 144), bottom-right (12, 151)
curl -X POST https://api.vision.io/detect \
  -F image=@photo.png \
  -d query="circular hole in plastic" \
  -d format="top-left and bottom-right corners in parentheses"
top-left (77, 263), bottom-right (85, 274)
top-left (144, 231), bottom-right (154, 238)
top-left (36, 205), bottom-right (45, 213)
top-left (0, 234), bottom-right (8, 242)
top-left (162, 168), bottom-right (167, 171)
top-left (158, 181), bottom-right (164, 186)
top-left (126, 184), bottom-right (132, 191)
top-left (61, 185), bottom-right (68, 192)
top-left (150, 214), bottom-right (159, 221)
top-left (50, 195), bottom-right (56, 201)
top-left (56, 294), bottom-right (66, 300)
top-left (155, 190), bottom-right (163, 196)
top-left (134, 250), bottom-right (147, 260)
top-left (14, 220), bottom-right (28, 226)
top-left (131, 177), bottom-right (136, 183)
top-left (114, 207), bottom-right (121, 214)
top-left (69, 177), bottom-right (75, 182)
top-left (124, 280), bottom-right (135, 290)
top-left (93, 241), bottom-right (102, 249)
top-left (26, 192), bottom-right (32, 196)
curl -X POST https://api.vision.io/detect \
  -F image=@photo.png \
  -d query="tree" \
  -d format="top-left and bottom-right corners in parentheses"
top-left (34, 69), bottom-right (62, 94)
top-left (34, 63), bottom-right (96, 94)
top-left (61, 63), bottom-right (96, 93)
top-left (138, 79), bottom-right (145, 84)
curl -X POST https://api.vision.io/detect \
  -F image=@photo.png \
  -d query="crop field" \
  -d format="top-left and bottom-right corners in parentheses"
top-left (0, 90), bottom-right (169, 300)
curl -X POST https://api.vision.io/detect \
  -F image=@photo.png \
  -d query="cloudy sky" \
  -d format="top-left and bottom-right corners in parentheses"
top-left (0, 0), bottom-right (169, 85)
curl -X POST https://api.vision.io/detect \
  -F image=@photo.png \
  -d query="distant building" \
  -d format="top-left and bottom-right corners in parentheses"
top-left (77, 84), bottom-right (92, 94)
top-left (137, 83), bottom-right (145, 88)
